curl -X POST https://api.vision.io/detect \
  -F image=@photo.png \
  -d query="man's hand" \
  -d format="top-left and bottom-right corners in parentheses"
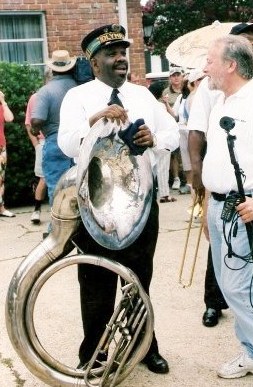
top-left (202, 214), bottom-right (210, 241)
top-left (30, 127), bottom-right (40, 137)
top-left (30, 118), bottom-right (44, 136)
top-left (236, 197), bottom-right (253, 223)
top-left (133, 124), bottom-right (154, 147)
top-left (192, 166), bottom-right (205, 205)
top-left (90, 105), bottom-right (128, 127)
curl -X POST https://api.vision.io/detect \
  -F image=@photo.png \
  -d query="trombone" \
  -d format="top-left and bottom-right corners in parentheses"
top-left (179, 197), bottom-right (203, 288)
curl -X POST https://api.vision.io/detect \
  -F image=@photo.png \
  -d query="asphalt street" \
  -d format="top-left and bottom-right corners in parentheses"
top-left (0, 192), bottom-right (252, 386)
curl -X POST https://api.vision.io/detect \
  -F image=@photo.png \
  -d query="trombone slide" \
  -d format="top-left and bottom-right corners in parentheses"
top-left (179, 201), bottom-right (203, 287)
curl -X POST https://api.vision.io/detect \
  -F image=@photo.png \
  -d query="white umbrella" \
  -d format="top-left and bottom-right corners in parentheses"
top-left (166, 21), bottom-right (238, 69)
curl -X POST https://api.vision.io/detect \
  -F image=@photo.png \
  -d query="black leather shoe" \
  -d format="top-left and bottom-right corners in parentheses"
top-left (142, 352), bottom-right (169, 374)
top-left (202, 308), bottom-right (222, 327)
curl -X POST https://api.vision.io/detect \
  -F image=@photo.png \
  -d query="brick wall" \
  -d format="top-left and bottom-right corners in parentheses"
top-left (0, 0), bottom-right (147, 83)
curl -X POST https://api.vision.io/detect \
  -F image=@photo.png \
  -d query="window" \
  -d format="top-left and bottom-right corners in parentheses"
top-left (0, 12), bottom-right (47, 71)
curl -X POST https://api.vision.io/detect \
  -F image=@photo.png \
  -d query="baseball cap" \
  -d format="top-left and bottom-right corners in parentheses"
top-left (169, 67), bottom-right (184, 76)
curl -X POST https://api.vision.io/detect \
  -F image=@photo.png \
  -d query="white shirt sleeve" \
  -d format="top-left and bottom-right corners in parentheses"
top-left (187, 77), bottom-right (221, 133)
top-left (58, 86), bottom-right (91, 158)
top-left (172, 94), bottom-right (181, 117)
top-left (150, 96), bottom-right (179, 152)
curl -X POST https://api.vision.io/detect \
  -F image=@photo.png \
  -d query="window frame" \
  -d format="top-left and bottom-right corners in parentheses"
top-left (0, 11), bottom-right (48, 69)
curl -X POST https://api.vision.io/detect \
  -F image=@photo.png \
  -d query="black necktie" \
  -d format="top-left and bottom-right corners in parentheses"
top-left (108, 88), bottom-right (124, 107)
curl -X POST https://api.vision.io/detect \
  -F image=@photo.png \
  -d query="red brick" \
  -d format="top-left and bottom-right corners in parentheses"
top-left (1, 0), bottom-right (146, 81)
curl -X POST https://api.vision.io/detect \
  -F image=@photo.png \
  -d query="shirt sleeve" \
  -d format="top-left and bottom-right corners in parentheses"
top-left (31, 87), bottom-right (49, 122)
top-left (58, 87), bottom-right (90, 158)
top-left (172, 94), bottom-right (181, 117)
top-left (25, 93), bottom-right (36, 126)
top-left (187, 77), bottom-right (212, 133)
top-left (151, 95), bottom-right (179, 152)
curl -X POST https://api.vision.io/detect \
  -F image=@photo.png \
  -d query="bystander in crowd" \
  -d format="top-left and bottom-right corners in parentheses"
top-left (149, 80), bottom-right (177, 203)
top-left (31, 50), bottom-right (77, 212)
top-left (172, 76), bottom-right (192, 195)
top-left (25, 69), bottom-right (53, 224)
top-left (163, 67), bottom-right (184, 190)
top-left (0, 90), bottom-right (15, 217)
top-left (127, 72), bottom-right (140, 84)
top-left (25, 92), bottom-right (47, 224)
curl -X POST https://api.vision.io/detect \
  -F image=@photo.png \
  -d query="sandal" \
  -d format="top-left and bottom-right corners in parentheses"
top-left (160, 196), bottom-right (177, 203)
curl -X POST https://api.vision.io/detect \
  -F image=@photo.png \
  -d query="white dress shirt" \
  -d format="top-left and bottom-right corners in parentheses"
top-left (202, 79), bottom-right (253, 193)
top-left (58, 78), bottom-right (179, 168)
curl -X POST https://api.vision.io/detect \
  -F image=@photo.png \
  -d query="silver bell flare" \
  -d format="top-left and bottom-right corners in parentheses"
top-left (77, 118), bottom-right (153, 250)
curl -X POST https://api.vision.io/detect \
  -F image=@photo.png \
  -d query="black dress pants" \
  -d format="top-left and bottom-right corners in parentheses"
top-left (204, 245), bottom-right (228, 310)
top-left (74, 198), bottom-right (160, 364)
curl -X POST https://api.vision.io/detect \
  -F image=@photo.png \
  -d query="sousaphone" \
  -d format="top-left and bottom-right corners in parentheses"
top-left (6, 118), bottom-right (154, 386)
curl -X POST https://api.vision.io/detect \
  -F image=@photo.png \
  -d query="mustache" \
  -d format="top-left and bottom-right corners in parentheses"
top-left (113, 61), bottom-right (128, 70)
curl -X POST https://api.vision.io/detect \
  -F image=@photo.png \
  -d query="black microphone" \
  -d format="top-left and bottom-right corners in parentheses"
top-left (220, 116), bottom-right (235, 131)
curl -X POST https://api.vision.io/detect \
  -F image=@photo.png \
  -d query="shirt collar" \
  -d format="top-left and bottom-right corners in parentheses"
top-left (94, 78), bottom-right (127, 100)
top-left (233, 78), bottom-right (253, 98)
top-left (225, 78), bottom-right (253, 101)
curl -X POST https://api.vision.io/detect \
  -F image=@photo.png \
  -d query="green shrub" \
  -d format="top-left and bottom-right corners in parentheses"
top-left (0, 62), bottom-right (43, 207)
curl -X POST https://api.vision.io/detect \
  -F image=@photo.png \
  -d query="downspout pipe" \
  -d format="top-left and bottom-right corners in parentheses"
top-left (117, 0), bottom-right (131, 69)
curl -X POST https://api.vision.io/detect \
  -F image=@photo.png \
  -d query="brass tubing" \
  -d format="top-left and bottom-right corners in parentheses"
top-left (179, 200), bottom-right (203, 288)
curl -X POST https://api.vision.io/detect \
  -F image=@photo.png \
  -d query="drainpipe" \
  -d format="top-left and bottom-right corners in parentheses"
top-left (117, 0), bottom-right (131, 69)
top-left (117, 0), bottom-right (128, 38)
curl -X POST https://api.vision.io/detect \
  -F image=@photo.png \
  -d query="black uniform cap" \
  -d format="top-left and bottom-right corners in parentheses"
top-left (81, 24), bottom-right (130, 59)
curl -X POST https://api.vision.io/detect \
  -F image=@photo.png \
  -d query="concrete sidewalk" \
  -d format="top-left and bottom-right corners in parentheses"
top-left (0, 194), bottom-right (252, 386)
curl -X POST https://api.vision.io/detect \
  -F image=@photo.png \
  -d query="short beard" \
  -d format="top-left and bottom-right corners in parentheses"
top-left (208, 78), bottom-right (217, 91)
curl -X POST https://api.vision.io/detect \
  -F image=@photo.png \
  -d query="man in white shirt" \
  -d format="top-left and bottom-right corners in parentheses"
top-left (58, 24), bottom-right (179, 374)
top-left (201, 35), bottom-right (253, 379)
top-left (187, 23), bottom-right (253, 328)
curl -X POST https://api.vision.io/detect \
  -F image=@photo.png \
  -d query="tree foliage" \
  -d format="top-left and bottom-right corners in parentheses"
top-left (0, 62), bottom-right (43, 207)
top-left (143, 0), bottom-right (253, 55)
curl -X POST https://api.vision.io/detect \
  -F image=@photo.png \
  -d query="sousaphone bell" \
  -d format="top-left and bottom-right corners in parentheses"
top-left (76, 117), bottom-right (154, 250)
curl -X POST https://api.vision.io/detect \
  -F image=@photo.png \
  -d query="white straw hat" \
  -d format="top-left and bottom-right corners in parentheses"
top-left (46, 50), bottom-right (76, 72)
